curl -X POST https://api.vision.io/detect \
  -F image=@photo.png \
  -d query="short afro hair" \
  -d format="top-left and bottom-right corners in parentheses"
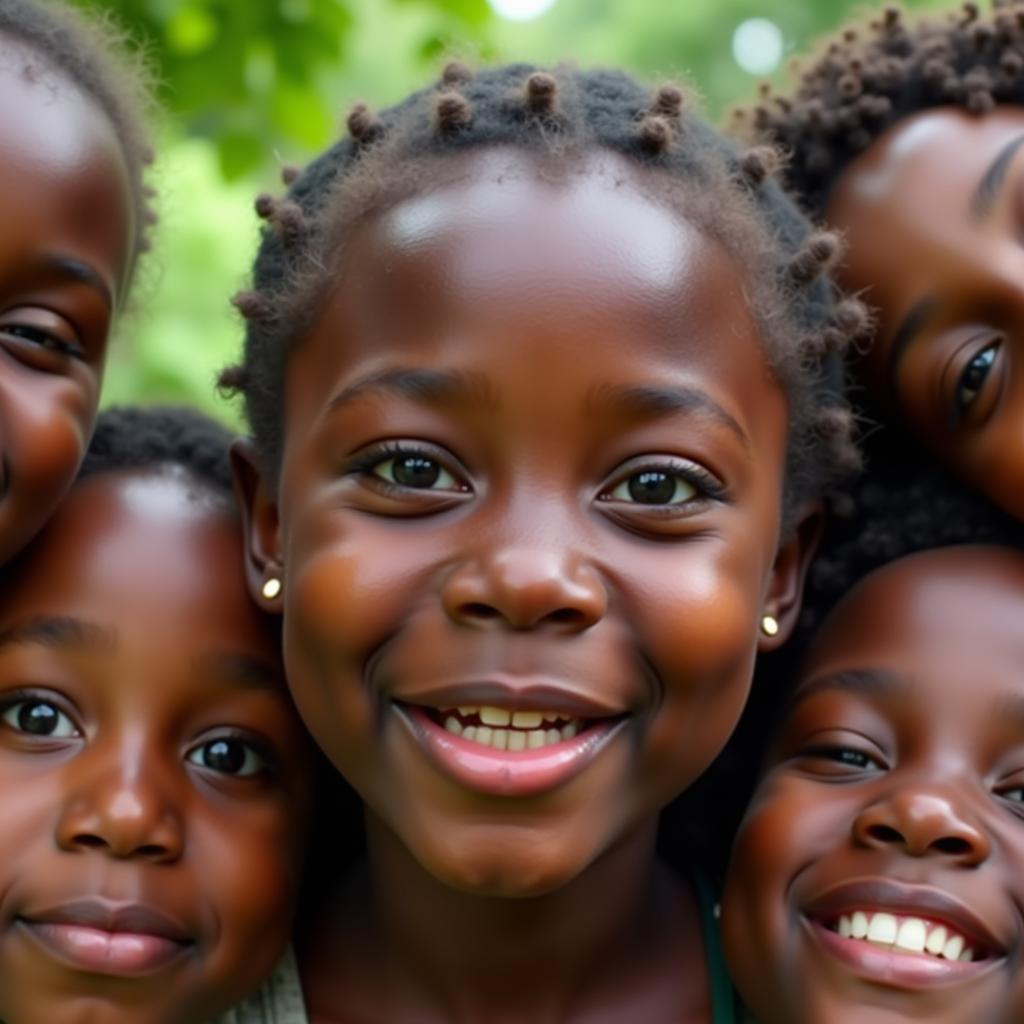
top-left (732, 1), bottom-right (1024, 214)
top-left (80, 405), bottom-right (234, 499)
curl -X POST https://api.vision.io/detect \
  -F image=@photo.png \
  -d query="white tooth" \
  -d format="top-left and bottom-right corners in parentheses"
top-left (475, 726), bottom-right (493, 746)
top-left (512, 711), bottom-right (543, 728)
top-left (462, 726), bottom-right (477, 742)
top-left (895, 918), bottom-right (927, 953)
top-left (444, 716), bottom-right (463, 736)
top-left (507, 731), bottom-right (526, 751)
top-left (491, 729), bottom-right (508, 750)
top-left (867, 913), bottom-right (898, 945)
top-left (480, 706), bottom-right (512, 727)
top-left (838, 916), bottom-right (852, 939)
top-left (925, 925), bottom-right (947, 956)
top-left (545, 729), bottom-right (561, 745)
top-left (527, 729), bottom-right (546, 749)
top-left (942, 934), bottom-right (964, 961)
top-left (561, 722), bottom-right (578, 740)
top-left (851, 912), bottom-right (869, 939)
top-left (543, 712), bottom-right (559, 723)
top-left (458, 706), bottom-right (477, 717)
top-left (959, 947), bottom-right (974, 963)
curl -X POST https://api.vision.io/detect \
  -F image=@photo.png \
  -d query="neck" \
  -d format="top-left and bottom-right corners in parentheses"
top-left (303, 812), bottom-right (706, 1024)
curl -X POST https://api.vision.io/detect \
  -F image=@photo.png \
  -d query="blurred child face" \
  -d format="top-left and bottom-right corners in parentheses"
top-left (0, 472), bottom-right (311, 1024)
top-left (242, 149), bottom-right (810, 899)
top-left (826, 108), bottom-right (1024, 522)
top-left (723, 546), bottom-right (1024, 1024)
top-left (0, 42), bottom-right (133, 565)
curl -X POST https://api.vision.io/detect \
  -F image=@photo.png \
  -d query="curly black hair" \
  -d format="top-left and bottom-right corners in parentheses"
top-left (221, 62), bottom-right (867, 522)
top-left (80, 405), bottom-right (234, 499)
top-left (732, 1), bottom-right (1024, 214)
top-left (0, 0), bottom-right (157, 272)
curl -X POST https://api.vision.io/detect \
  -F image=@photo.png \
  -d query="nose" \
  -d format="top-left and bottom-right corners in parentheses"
top-left (55, 747), bottom-right (184, 863)
top-left (442, 546), bottom-right (607, 632)
top-left (852, 786), bottom-right (990, 867)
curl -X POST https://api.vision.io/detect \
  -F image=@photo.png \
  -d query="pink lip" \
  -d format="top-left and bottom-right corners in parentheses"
top-left (18, 899), bottom-right (193, 977)
top-left (397, 704), bottom-right (627, 797)
top-left (807, 918), bottom-right (997, 990)
top-left (398, 679), bottom-right (626, 720)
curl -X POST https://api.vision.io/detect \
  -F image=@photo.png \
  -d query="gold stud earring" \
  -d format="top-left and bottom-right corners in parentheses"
top-left (760, 614), bottom-right (779, 637)
top-left (261, 577), bottom-right (282, 601)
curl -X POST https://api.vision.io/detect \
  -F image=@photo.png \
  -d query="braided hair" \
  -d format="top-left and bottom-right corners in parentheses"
top-left (734, 1), bottom-right (1024, 213)
top-left (222, 62), bottom-right (866, 522)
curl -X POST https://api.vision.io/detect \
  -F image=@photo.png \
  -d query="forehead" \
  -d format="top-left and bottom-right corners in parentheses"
top-left (0, 473), bottom-right (268, 659)
top-left (801, 546), bottom-right (1024, 693)
top-left (287, 149), bottom-right (779, 432)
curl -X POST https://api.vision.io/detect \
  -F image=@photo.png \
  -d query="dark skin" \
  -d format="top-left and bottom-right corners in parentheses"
top-left (235, 149), bottom-right (816, 1023)
top-left (826, 107), bottom-right (1024, 522)
top-left (0, 471), bottom-right (311, 1024)
top-left (723, 546), bottom-right (1024, 1024)
top-left (0, 38), bottom-right (133, 566)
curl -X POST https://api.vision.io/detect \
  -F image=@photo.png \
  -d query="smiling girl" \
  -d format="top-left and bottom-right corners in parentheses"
top-left (736, 0), bottom-right (1024, 522)
top-left (723, 471), bottom-right (1024, 1024)
top-left (222, 63), bottom-right (863, 1022)
top-left (0, 0), bottom-right (155, 566)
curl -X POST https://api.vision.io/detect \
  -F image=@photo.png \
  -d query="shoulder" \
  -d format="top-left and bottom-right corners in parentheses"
top-left (214, 945), bottom-right (309, 1024)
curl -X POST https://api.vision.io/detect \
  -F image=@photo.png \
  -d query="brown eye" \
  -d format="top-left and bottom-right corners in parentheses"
top-left (2, 699), bottom-right (78, 738)
top-left (954, 342), bottom-right (999, 418)
top-left (187, 737), bottom-right (269, 777)
top-left (371, 450), bottom-right (461, 491)
top-left (612, 470), bottom-right (696, 506)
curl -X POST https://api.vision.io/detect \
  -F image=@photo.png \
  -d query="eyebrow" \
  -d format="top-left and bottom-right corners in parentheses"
top-left (588, 383), bottom-right (750, 449)
top-left (970, 133), bottom-right (1024, 220)
top-left (788, 667), bottom-right (906, 710)
top-left (0, 616), bottom-right (115, 652)
top-left (327, 367), bottom-right (496, 414)
top-left (39, 253), bottom-right (114, 311)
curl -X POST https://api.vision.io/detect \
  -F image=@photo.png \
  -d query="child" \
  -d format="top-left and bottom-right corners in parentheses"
top-left (221, 62), bottom-right (864, 1022)
top-left (735, 1), bottom-right (1024, 523)
top-left (0, 406), bottom-right (312, 1024)
top-left (722, 471), bottom-right (1024, 1023)
top-left (0, 0), bottom-right (155, 566)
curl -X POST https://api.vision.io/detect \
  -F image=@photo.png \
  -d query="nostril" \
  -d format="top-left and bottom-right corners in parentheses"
top-left (460, 602), bottom-right (500, 621)
top-left (72, 834), bottom-right (107, 851)
top-left (866, 824), bottom-right (904, 845)
top-left (548, 607), bottom-right (586, 626)
top-left (932, 836), bottom-right (972, 856)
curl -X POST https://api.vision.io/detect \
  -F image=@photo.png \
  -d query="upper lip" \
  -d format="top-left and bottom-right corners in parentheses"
top-left (396, 679), bottom-right (628, 719)
top-left (803, 878), bottom-right (1009, 956)
top-left (20, 899), bottom-right (192, 944)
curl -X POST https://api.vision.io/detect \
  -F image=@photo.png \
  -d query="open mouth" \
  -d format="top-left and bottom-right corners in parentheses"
top-left (816, 909), bottom-right (991, 964)
top-left (428, 704), bottom-right (590, 752)
top-left (396, 699), bottom-right (628, 797)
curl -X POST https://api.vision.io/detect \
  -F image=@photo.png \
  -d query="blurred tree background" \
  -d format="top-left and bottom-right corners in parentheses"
top-left (81, 0), bottom-right (955, 424)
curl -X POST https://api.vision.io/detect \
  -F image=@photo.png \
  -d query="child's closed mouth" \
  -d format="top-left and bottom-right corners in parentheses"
top-left (393, 683), bottom-right (629, 797)
top-left (16, 898), bottom-right (194, 977)
top-left (801, 878), bottom-right (1009, 988)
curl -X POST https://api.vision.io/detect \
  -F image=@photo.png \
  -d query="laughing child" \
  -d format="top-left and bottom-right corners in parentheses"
top-left (723, 469), bottom-right (1024, 1023)
top-left (0, 406), bottom-right (311, 1024)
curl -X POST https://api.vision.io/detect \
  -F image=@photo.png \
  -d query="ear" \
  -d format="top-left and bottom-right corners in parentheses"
top-left (230, 438), bottom-right (284, 613)
top-left (758, 502), bottom-right (824, 652)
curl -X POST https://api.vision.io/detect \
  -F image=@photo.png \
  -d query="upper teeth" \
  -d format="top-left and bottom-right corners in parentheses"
top-left (834, 911), bottom-right (976, 963)
top-left (442, 705), bottom-right (581, 751)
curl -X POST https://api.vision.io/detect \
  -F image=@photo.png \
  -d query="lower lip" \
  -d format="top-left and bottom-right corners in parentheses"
top-left (398, 705), bottom-right (626, 797)
top-left (20, 920), bottom-right (190, 976)
top-left (807, 918), bottom-right (996, 988)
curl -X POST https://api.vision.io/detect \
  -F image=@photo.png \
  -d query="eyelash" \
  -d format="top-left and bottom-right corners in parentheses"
top-left (346, 442), bottom-right (469, 494)
top-left (0, 690), bottom-right (81, 740)
top-left (798, 743), bottom-right (885, 774)
top-left (2, 324), bottom-right (83, 360)
top-left (598, 459), bottom-right (725, 509)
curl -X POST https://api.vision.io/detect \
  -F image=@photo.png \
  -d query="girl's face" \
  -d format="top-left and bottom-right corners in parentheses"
top-left (723, 546), bottom-right (1024, 1024)
top-left (243, 150), bottom-right (808, 897)
top-left (826, 107), bottom-right (1024, 521)
top-left (0, 47), bottom-right (133, 566)
top-left (0, 472), bottom-right (311, 1024)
